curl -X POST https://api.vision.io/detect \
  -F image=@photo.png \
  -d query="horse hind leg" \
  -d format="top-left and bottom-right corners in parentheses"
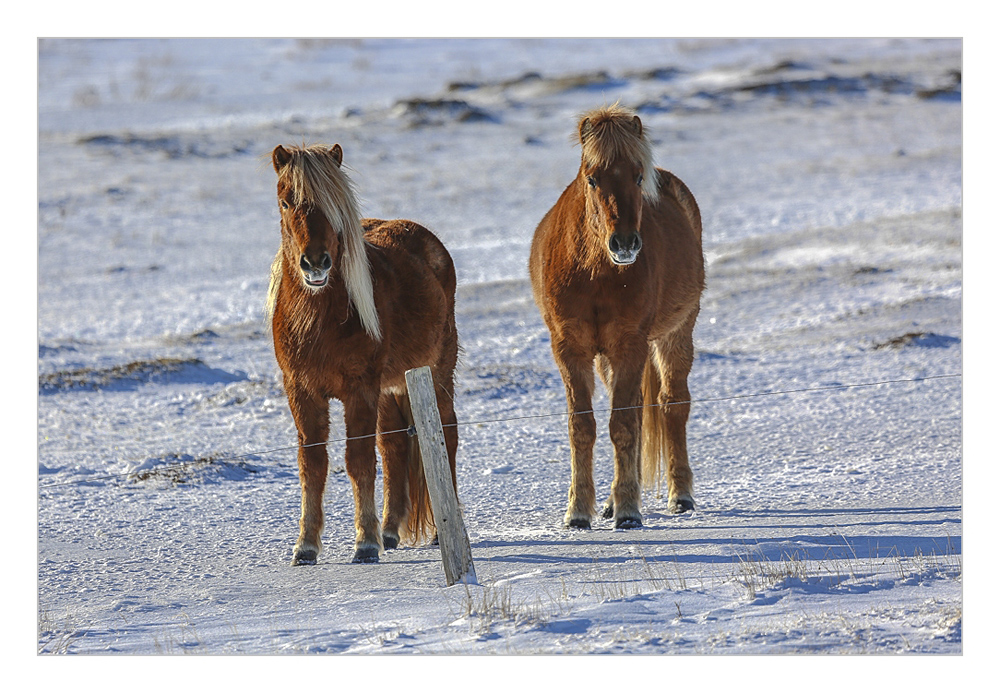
top-left (434, 367), bottom-right (459, 495)
top-left (646, 331), bottom-right (696, 514)
top-left (417, 361), bottom-right (460, 546)
top-left (377, 393), bottom-right (412, 550)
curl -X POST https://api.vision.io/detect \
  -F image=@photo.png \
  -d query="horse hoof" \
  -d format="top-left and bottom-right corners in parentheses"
top-left (352, 546), bottom-right (380, 564)
top-left (292, 549), bottom-right (317, 566)
top-left (382, 534), bottom-right (399, 550)
top-left (670, 498), bottom-right (695, 514)
top-left (431, 533), bottom-right (439, 546)
top-left (600, 503), bottom-right (614, 520)
top-left (615, 517), bottom-right (643, 530)
top-left (566, 518), bottom-right (591, 530)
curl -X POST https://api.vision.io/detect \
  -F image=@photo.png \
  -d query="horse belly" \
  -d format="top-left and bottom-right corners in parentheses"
top-left (642, 275), bottom-right (702, 341)
top-left (382, 303), bottom-right (452, 385)
top-left (380, 274), bottom-right (456, 391)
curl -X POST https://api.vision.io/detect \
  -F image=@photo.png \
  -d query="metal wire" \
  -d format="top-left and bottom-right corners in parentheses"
top-left (37, 372), bottom-right (960, 490)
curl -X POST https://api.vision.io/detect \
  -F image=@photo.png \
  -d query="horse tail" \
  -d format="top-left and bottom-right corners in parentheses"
top-left (640, 352), bottom-right (669, 496)
top-left (398, 392), bottom-right (435, 545)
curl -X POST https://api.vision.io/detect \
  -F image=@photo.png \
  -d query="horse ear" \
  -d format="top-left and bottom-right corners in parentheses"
top-left (579, 117), bottom-right (593, 141)
top-left (632, 115), bottom-right (643, 136)
top-left (331, 144), bottom-right (343, 167)
top-left (272, 145), bottom-right (292, 173)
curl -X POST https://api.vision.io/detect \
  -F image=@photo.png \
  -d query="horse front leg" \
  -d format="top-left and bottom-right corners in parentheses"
top-left (606, 337), bottom-right (648, 529)
top-left (554, 340), bottom-right (597, 529)
top-left (655, 326), bottom-right (697, 514)
top-left (287, 385), bottom-right (330, 566)
top-left (344, 392), bottom-right (382, 563)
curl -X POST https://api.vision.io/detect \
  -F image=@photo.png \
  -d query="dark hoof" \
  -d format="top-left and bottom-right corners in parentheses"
top-left (615, 517), bottom-right (643, 530)
top-left (566, 518), bottom-right (592, 530)
top-left (670, 498), bottom-right (695, 514)
top-left (382, 534), bottom-right (399, 550)
top-left (431, 533), bottom-right (439, 546)
top-left (600, 503), bottom-right (614, 520)
top-left (352, 546), bottom-right (380, 564)
top-left (292, 549), bottom-right (317, 566)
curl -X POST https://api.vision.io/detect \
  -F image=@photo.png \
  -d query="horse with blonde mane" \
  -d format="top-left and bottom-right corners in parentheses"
top-left (529, 104), bottom-right (705, 529)
top-left (267, 144), bottom-right (459, 564)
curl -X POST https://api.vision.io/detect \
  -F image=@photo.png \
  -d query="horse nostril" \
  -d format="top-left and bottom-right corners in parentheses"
top-left (609, 234), bottom-right (640, 255)
top-left (300, 253), bottom-right (331, 273)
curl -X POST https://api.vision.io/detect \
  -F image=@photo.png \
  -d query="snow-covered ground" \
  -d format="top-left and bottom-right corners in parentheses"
top-left (37, 38), bottom-right (962, 658)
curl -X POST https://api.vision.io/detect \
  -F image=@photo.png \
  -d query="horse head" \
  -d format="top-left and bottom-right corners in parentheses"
top-left (272, 144), bottom-right (345, 291)
top-left (268, 143), bottom-right (382, 341)
top-left (577, 107), bottom-right (658, 267)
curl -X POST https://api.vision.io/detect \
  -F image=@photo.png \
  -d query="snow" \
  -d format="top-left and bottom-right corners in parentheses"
top-left (35, 36), bottom-right (965, 666)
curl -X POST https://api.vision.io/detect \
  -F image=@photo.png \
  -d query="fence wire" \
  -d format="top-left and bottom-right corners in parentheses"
top-left (37, 372), bottom-right (960, 490)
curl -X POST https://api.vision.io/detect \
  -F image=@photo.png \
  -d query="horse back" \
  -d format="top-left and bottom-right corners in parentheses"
top-left (640, 169), bottom-right (705, 332)
top-left (362, 218), bottom-right (456, 300)
top-left (649, 167), bottom-right (704, 287)
top-left (362, 218), bottom-right (458, 390)
top-left (655, 168), bottom-right (702, 244)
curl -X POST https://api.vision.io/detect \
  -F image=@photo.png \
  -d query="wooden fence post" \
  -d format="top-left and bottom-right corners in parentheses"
top-left (404, 366), bottom-right (477, 587)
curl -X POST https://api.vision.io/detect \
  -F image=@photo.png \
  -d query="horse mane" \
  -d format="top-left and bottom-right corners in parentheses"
top-left (266, 145), bottom-right (381, 342)
top-left (576, 103), bottom-right (660, 201)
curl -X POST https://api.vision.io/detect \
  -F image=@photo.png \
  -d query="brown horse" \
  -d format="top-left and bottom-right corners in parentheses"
top-left (529, 104), bottom-right (705, 529)
top-left (267, 144), bottom-right (459, 564)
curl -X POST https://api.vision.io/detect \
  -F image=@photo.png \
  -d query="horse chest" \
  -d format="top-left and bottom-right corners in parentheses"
top-left (276, 319), bottom-right (375, 390)
top-left (546, 273), bottom-right (652, 347)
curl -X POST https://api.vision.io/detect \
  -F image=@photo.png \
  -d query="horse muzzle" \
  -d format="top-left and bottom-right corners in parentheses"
top-left (608, 232), bottom-right (642, 266)
top-left (300, 252), bottom-right (332, 289)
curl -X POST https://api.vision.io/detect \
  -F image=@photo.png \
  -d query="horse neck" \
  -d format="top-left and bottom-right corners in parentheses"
top-left (279, 244), bottom-right (351, 328)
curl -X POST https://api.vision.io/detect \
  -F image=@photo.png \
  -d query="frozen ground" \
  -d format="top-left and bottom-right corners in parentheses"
top-left (36, 38), bottom-right (962, 657)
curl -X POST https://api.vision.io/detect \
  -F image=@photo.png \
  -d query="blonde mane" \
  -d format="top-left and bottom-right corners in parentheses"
top-left (576, 103), bottom-right (660, 201)
top-left (266, 145), bottom-right (381, 342)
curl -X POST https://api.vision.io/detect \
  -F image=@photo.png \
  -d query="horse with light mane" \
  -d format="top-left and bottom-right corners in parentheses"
top-left (529, 104), bottom-right (705, 529)
top-left (267, 143), bottom-right (459, 564)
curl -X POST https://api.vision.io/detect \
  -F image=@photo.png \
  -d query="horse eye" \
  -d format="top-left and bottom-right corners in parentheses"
top-left (586, 176), bottom-right (597, 189)
top-left (636, 173), bottom-right (644, 186)
top-left (280, 199), bottom-right (290, 210)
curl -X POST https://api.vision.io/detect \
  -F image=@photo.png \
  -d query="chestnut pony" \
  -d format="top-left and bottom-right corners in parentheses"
top-left (529, 105), bottom-right (705, 529)
top-left (267, 144), bottom-right (459, 564)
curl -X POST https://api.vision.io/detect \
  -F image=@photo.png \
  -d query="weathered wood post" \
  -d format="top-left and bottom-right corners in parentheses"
top-left (404, 366), bottom-right (477, 586)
